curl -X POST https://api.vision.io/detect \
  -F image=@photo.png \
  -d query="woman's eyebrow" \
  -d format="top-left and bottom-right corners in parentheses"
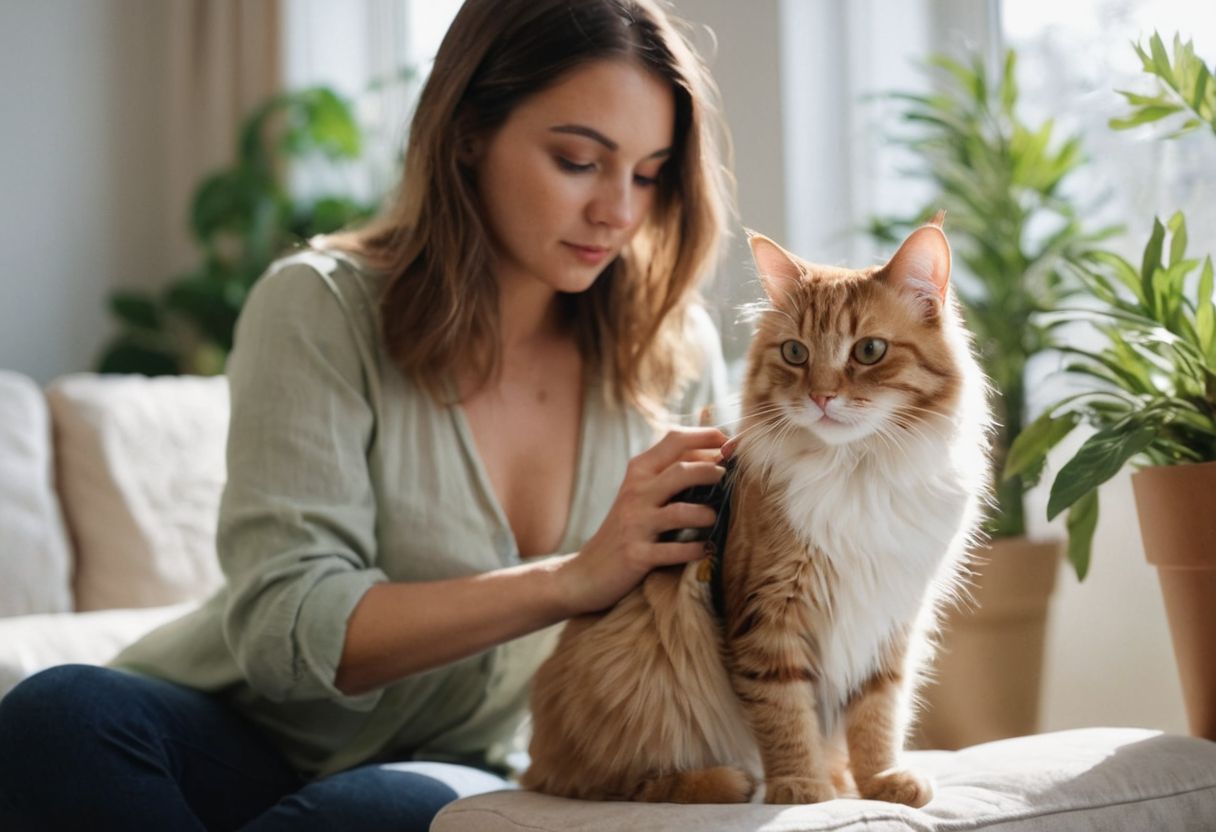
top-left (549, 124), bottom-right (671, 159)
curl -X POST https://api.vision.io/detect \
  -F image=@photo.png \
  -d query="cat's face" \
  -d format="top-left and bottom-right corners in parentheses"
top-left (744, 224), bottom-right (964, 447)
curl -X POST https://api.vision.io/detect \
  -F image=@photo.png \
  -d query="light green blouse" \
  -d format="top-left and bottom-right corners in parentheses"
top-left (112, 250), bottom-right (728, 778)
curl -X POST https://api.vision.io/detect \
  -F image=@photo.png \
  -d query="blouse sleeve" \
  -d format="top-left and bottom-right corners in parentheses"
top-left (217, 257), bottom-right (387, 710)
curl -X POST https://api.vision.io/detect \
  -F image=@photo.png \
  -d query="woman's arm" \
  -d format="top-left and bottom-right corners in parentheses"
top-left (334, 557), bottom-right (569, 696)
top-left (336, 427), bottom-right (728, 695)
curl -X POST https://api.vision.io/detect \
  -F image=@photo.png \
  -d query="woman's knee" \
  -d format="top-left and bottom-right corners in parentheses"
top-left (245, 766), bottom-right (477, 832)
top-left (2, 664), bottom-right (94, 732)
top-left (1, 664), bottom-right (135, 737)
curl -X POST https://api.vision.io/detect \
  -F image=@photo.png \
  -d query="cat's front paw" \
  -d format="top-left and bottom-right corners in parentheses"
top-left (858, 768), bottom-right (933, 807)
top-left (764, 776), bottom-right (836, 805)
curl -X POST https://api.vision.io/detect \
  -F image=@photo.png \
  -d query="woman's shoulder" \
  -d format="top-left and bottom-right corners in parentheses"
top-left (257, 246), bottom-right (385, 306)
top-left (244, 246), bottom-right (386, 339)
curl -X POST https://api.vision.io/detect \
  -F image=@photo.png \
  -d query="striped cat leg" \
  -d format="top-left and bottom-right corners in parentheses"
top-left (844, 643), bottom-right (933, 807)
top-left (729, 651), bottom-right (836, 804)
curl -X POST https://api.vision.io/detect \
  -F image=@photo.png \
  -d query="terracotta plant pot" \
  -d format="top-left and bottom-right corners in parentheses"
top-left (912, 536), bottom-right (1061, 750)
top-left (1132, 460), bottom-right (1216, 742)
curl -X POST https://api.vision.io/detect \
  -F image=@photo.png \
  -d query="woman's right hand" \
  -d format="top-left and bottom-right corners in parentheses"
top-left (554, 427), bottom-right (729, 615)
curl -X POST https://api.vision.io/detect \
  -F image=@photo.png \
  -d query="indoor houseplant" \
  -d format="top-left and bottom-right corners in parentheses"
top-left (96, 85), bottom-right (380, 376)
top-left (1005, 32), bottom-right (1216, 741)
top-left (870, 50), bottom-right (1118, 748)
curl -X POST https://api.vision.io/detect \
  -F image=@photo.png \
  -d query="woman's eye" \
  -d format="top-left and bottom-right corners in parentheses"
top-left (780, 340), bottom-right (808, 365)
top-left (556, 157), bottom-right (594, 173)
top-left (852, 337), bottom-right (888, 365)
top-left (633, 172), bottom-right (659, 187)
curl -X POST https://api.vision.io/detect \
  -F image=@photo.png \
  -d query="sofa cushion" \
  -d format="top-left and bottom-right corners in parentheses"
top-left (0, 371), bottom-right (73, 617)
top-left (432, 728), bottom-right (1216, 831)
top-left (46, 374), bottom-right (229, 611)
top-left (0, 602), bottom-right (198, 698)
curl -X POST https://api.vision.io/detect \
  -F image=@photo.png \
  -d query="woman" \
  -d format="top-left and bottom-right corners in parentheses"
top-left (0, 0), bottom-right (735, 828)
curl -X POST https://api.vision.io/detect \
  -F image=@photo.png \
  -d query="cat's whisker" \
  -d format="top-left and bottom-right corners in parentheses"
top-left (728, 410), bottom-right (792, 432)
top-left (727, 404), bottom-right (793, 434)
top-left (731, 419), bottom-right (788, 455)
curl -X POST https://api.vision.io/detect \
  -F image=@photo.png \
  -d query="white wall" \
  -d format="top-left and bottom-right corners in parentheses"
top-left (0, 0), bottom-right (174, 386)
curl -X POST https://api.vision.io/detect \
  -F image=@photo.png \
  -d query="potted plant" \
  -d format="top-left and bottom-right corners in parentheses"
top-left (869, 50), bottom-right (1119, 748)
top-left (96, 85), bottom-right (382, 376)
top-left (1005, 32), bottom-right (1216, 741)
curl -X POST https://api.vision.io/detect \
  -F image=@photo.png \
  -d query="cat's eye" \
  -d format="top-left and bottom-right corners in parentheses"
top-left (852, 337), bottom-right (888, 365)
top-left (780, 340), bottom-right (809, 365)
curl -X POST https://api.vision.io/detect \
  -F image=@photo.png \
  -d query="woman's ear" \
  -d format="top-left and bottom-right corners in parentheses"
top-left (456, 136), bottom-right (481, 166)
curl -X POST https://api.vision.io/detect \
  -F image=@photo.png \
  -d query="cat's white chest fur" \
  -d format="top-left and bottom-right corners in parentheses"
top-left (754, 422), bottom-right (982, 716)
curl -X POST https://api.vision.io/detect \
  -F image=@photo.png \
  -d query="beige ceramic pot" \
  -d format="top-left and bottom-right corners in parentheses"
top-left (1132, 460), bottom-right (1216, 742)
top-left (912, 536), bottom-right (1061, 750)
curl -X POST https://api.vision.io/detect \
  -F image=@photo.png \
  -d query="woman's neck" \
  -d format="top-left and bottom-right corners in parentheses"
top-left (496, 267), bottom-right (566, 353)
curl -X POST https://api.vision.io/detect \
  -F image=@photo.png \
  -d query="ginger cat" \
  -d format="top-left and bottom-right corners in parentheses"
top-left (523, 218), bottom-right (990, 806)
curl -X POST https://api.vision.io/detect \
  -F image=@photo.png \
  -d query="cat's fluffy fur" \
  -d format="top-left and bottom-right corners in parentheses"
top-left (523, 220), bottom-right (991, 805)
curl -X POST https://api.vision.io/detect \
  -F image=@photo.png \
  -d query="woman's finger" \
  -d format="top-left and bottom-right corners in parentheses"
top-left (719, 436), bottom-right (739, 461)
top-left (647, 460), bottom-right (724, 504)
top-left (635, 427), bottom-right (729, 474)
top-left (649, 540), bottom-right (712, 567)
top-left (653, 502), bottom-right (717, 535)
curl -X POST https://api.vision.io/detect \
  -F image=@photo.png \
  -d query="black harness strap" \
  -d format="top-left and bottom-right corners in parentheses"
top-left (658, 456), bottom-right (738, 621)
top-left (704, 456), bottom-right (737, 621)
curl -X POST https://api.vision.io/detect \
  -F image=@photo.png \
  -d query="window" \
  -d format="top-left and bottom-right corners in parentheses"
top-left (281, 0), bottom-right (462, 205)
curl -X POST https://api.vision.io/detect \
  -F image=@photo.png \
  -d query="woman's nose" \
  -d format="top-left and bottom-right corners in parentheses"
top-left (588, 177), bottom-right (635, 229)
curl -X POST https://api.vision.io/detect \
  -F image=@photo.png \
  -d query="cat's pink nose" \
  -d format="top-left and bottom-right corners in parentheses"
top-left (811, 393), bottom-right (836, 411)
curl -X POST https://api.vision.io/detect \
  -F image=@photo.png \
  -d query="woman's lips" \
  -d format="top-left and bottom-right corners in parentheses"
top-left (563, 242), bottom-right (611, 265)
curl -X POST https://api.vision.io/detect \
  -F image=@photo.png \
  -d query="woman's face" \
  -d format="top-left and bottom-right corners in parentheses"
top-left (472, 59), bottom-right (676, 297)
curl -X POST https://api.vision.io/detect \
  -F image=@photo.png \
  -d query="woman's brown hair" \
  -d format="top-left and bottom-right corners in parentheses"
top-left (324, 0), bottom-right (734, 414)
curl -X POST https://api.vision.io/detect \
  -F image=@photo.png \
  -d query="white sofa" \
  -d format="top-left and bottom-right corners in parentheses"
top-left (3, 369), bottom-right (1216, 831)
top-left (0, 370), bottom-right (226, 695)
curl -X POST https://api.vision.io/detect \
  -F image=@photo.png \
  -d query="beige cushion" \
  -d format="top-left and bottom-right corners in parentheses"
top-left (0, 371), bottom-right (73, 617)
top-left (47, 373), bottom-right (229, 610)
top-left (433, 729), bottom-right (1216, 831)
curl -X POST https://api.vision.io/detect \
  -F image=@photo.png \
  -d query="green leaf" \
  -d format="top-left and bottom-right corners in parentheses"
top-left (1085, 250), bottom-right (1145, 302)
top-left (164, 277), bottom-right (244, 350)
top-left (1000, 50), bottom-right (1018, 117)
top-left (1199, 257), bottom-right (1216, 361)
top-left (109, 291), bottom-right (162, 330)
top-left (1004, 409), bottom-right (1081, 482)
top-left (283, 88), bottom-right (361, 159)
top-left (1167, 211), bottom-right (1188, 267)
top-left (96, 336), bottom-right (179, 376)
top-left (191, 167), bottom-right (277, 244)
top-left (1149, 31), bottom-right (1177, 86)
top-left (1140, 217), bottom-right (1166, 308)
top-left (1046, 422), bottom-right (1157, 520)
top-left (1109, 104), bottom-right (1185, 130)
top-left (1066, 489), bottom-right (1099, 581)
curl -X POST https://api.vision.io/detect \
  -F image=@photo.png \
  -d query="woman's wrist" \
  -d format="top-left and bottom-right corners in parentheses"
top-left (539, 552), bottom-right (582, 620)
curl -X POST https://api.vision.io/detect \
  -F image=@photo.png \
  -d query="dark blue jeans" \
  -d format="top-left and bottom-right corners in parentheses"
top-left (0, 665), bottom-right (509, 831)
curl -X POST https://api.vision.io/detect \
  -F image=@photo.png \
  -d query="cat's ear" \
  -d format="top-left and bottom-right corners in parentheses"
top-left (884, 217), bottom-right (952, 321)
top-left (748, 231), bottom-right (804, 305)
